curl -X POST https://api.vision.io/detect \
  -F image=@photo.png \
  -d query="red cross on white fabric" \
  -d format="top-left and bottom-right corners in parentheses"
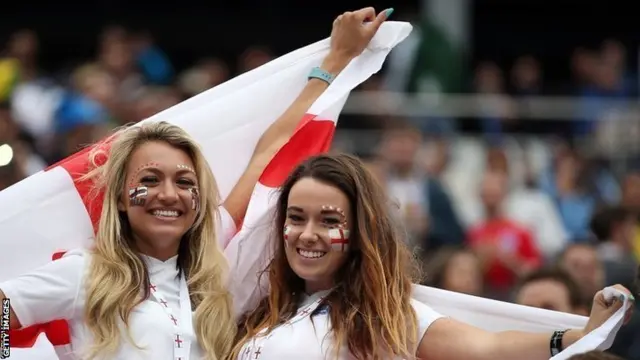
top-left (160, 299), bottom-right (168, 307)
top-left (254, 347), bottom-right (262, 359)
top-left (329, 228), bottom-right (349, 252)
top-left (150, 284), bottom-right (157, 292)
top-left (170, 315), bottom-right (178, 326)
top-left (174, 335), bottom-right (183, 348)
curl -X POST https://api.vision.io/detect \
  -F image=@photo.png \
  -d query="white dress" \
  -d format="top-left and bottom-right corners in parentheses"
top-left (236, 290), bottom-right (444, 360)
top-left (0, 206), bottom-right (236, 360)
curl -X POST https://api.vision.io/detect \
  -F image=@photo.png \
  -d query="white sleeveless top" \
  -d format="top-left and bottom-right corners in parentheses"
top-left (0, 206), bottom-right (236, 360)
top-left (236, 290), bottom-right (444, 360)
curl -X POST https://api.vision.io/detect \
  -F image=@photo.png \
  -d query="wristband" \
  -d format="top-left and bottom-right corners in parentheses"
top-left (308, 67), bottom-right (335, 84)
top-left (550, 329), bottom-right (569, 356)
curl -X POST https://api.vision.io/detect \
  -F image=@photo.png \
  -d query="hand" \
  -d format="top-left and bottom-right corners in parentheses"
top-left (324, 7), bottom-right (393, 71)
top-left (582, 284), bottom-right (635, 335)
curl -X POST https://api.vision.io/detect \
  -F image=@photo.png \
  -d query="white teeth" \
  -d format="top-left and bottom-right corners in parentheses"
top-left (152, 210), bottom-right (180, 217)
top-left (297, 249), bottom-right (326, 259)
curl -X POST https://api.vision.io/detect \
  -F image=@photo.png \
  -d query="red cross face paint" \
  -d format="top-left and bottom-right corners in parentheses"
top-left (321, 205), bottom-right (349, 253)
top-left (129, 185), bottom-right (149, 206)
top-left (328, 228), bottom-right (350, 252)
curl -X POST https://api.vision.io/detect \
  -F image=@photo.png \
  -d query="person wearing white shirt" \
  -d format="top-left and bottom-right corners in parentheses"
top-left (2, 122), bottom-right (238, 360)
top-left (1, 9), bottom-right (393, 358)
top-left (231, 153), bottom-right (634, 360)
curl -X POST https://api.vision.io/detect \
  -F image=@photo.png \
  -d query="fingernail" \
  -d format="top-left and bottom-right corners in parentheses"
top-left (385, 8), bottom-right (395, 18)
top-left (630, 294), bottom-right (636, 301)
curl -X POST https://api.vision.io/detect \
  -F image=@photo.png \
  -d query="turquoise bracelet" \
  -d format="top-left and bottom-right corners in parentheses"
top-left (308, 67), bottom-right (335, 84)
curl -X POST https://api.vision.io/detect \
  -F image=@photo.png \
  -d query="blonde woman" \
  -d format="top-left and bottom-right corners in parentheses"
top-left (1, 122), bottom-right (237, 359)
top-left (1, 6), bottom-right (392, 359)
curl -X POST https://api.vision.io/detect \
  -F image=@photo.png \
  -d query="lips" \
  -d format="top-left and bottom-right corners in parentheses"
top-left (150, 209), bottom-right (183, 218)
top-left (296, 248), bottom-right (327, 259)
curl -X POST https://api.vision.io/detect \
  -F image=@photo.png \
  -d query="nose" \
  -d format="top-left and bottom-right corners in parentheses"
top-left (298, 222), bottom-right (320, 244)
top-left (157, 181), bottom-right (179, 204)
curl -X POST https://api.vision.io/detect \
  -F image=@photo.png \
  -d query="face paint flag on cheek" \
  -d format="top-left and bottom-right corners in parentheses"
top-left (189, 187), bottom-right (200, 211)
top-left (283, 225), bottom-right (291, 247)
top-left (128, 185), bottom-right (148, 206)
top-left (328, 228), bottom-right (350, 252)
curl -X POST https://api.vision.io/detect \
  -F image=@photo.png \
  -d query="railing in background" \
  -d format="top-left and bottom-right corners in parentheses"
top-left (335, 91), bottom-right (640, 177)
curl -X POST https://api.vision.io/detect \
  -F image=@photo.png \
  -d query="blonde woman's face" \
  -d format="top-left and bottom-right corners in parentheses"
top-left (118, 141), bottom-right (200, 258)
top-left (284, 177), bottom-right (351, 293)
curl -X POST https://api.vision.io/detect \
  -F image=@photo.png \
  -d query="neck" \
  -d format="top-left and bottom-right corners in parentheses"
top-left (485, 205), bottom-right (501, 220)
top-left (135, 239), bottom-right (179, 262)
top-left (304, 279), bottom-right (334, 295)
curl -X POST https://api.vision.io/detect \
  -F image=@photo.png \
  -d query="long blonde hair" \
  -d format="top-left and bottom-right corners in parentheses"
top-left (82, 121), bottom-right (236, 359)
top-left (232, 154), bottom-right (419, 360)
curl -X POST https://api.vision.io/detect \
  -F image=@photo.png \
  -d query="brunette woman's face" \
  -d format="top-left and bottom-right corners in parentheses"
top-left (284, 177), bottom-right (352, 293)
top-left (442, 252), bottom-right (483, 296)
top-left (118, 141), bottom-right (200, 258)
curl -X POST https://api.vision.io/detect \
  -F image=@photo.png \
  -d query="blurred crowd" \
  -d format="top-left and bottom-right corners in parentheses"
top-left (1, 22), bottom-right (639, 359)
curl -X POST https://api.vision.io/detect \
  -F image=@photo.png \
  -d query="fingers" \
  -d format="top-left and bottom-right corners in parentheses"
top-left (371, 8), bottom-right (393, 29)
top-left (352, 7), bottom-right (377, 22)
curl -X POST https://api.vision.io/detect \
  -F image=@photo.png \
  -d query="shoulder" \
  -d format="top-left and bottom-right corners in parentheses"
top-left (410, 298), bottom-right (445, 334)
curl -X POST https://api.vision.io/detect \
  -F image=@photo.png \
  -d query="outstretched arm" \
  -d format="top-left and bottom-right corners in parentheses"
top-left (418, 318), bottom-right (583, 360)
top-left (417, 285), bottom-right (630, 360)
top-left (222, 7), bottom-right (393, 225)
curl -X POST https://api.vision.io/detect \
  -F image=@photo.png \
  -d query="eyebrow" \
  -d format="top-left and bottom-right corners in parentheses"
top-left (286, 206), bottom-right (343, 215)
top-left (131, 167), bottom-right (197, 183)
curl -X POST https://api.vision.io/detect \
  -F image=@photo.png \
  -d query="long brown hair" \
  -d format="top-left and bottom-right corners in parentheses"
top-left (231, 154), bottom-right (420, 360)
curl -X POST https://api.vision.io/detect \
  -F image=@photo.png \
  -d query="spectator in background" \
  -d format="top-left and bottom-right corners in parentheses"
top-left (539, 149), bottom-right (599, 241)
top-left (510, 55), bottom-right (543, 97)
top-left (178, 57), bottom-right (230, 98)
top-left (471, 61), bottom-right (516, 139)
top-left (513, 267), bottom-right (588, 315)
top-left (97, 27), bottom-right (144, 102)
top-left (621, 171), bottom-right (640, 262)
top-left (377, 122), bottom-right (465, 251)
top-left (422, 246), bottom-right (484, 296)
top-left (590, 206), bottom-right (638, 290)
top-left (130, 31), bottom-right (174, 86)
top-left (557, 243), bottom-right (604, 303)
top-left (467, 170), bottom-right (541, 299)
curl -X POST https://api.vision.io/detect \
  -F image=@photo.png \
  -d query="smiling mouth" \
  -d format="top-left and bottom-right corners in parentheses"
top-left (296, 248), bottom-right (327, 259)
top-left (150, 209), bottom-right (183, 219)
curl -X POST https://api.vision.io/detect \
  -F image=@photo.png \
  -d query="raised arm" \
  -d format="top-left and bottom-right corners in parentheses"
top-left (418, 285), bottom-right (633, 360)
top-left (222, 6), bottom-right (393, 224)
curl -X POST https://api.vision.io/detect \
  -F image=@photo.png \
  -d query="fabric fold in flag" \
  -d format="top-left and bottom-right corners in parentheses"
top-left (3, 21), bottom-right (413, 359)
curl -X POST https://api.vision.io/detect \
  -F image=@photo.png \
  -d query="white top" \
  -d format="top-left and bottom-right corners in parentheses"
top-left (1, 206), bottom-right (236, 360)
top-left (236, 290), bottom-right (443, 360)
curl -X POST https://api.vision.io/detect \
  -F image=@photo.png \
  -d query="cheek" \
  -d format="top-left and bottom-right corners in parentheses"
top-left (128, 185), bottom-right (149, 207)
top-left (327, 228), bottom-right (350, 252)
top-left (188, 187), bottom-right (200, 211)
